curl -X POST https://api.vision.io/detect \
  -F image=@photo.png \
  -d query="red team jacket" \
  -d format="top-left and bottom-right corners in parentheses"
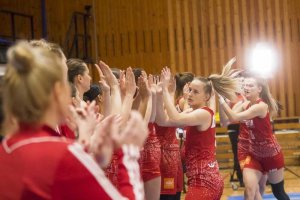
top-left (0, 124), bottom-right (144, 200)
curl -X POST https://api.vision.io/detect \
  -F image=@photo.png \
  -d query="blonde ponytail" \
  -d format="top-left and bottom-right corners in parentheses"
top-left (208, 58), bottom-right (240, 100)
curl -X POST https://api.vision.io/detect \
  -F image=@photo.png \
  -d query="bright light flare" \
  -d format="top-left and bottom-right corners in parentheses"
top-left (247, 43), bottom-right (277, 78)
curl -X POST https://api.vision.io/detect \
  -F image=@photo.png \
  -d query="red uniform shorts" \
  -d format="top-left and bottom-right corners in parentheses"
top-left (242, 151), bottom-right (285, 173)
top-left (139, 144), bottom-right (161, 182)
top-left (237, 137), bottom-right (250, 164)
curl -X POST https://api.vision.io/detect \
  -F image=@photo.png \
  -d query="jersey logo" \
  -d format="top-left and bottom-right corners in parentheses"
top-left (245, 119), bottom-right (254, 128)
top-left (163, 178), bottom-right (175, 189)
top-left (208, 161), bottom-right (216, 168)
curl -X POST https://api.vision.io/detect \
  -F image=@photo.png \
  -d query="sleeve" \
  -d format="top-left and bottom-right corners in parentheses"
top-left (52, 143), bottom-right (128, 200)
top-left (117, 145), bottom-right (145, 200)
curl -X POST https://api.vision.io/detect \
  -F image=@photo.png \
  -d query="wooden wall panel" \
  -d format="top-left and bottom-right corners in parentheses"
top-left (191, 0), bottom-right (201, 75)
top-left (0, 0), bottom-right (41, 39)
top-left (224, 0), bottom-right (234, 62)
top-left (164, 0), bottom-right (299, 117)
top-left (0, 0), bottom-right (299, 117)
top-left (216, 0), bottom-right (225, 73)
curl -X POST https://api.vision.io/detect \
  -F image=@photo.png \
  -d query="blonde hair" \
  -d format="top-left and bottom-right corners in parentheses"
top-left (196, 58), bottom-right (239, 101)
top-left (29, 39), bottom-right (64, 59)
top-left (3, 41), bottom-right (64, 124)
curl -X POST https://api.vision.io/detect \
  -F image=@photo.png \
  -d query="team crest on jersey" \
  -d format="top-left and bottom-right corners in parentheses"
top-left (163, 178), bottom-right (175, 189)
top-left (208, 161), bottom-right (216, 168)
top-left (245, 119), bottom-right (254, 128)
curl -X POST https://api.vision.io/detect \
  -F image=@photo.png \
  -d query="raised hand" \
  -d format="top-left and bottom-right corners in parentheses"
top-left (119, 70), bottom-right (126, 98)
top-left (154, 75), bottom-right (163, 95)
top-left (98, 61), bottom-right (119, 87)
top-left (138, 73), bottom-right (151, 100)
top-left (183, 83), bottom-right (190, 100)
top-left (168, 75), bottom-right (176, 96)
top-left (148, 74), bottom-right (157, 95)
top-left (161, 67), bottom-right (171, 89)
top-left (94, 63), bottom-right (110, 93)
top-left (99, 79), bottom-right (110, 94)
top-left (125, 67), bottom-right (137, 97)
top-left (148, 74), bottom-right (154, 86)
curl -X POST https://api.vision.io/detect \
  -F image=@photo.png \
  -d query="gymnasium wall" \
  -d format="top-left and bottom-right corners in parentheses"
top-left (0, 0), bottom-right (299, 117)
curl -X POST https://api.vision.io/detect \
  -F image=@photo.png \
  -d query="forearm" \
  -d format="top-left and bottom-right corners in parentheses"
top-left (141, 94), bottom-right (152, 124)
top-left (219, 100), bottom-right (239, 122)
top-left (149, 92), bottom-right (156, 123)
top-left (219, 104), bottom-right (230, 127)
top-left (110, 86), bottom-right (122, 115)
top-left (155, 93), bottom-right (175, 126)
top-left (162, 87), bottom-right (180, 122)
top-left (102, 91), bottom-right (111, 118)
top-left (121, 94), bottom-right (134, 126)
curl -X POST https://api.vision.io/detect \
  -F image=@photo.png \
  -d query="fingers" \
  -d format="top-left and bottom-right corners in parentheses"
top-left (99, 61), bottom-right (118, 87)
top-left (94, 64), bottom-right (104, 79)
top-left (148, 74), bottom-right (154, 85)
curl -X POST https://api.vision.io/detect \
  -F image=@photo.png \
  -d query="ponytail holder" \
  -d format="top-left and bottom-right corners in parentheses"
top-left (207, 77), bottom-right (213, 88)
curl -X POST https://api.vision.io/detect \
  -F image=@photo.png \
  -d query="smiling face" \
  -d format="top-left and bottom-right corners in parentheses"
top-left (243, 77), bottom-right (262, 101)
top-left (187, 79), bottom-right (210, 109)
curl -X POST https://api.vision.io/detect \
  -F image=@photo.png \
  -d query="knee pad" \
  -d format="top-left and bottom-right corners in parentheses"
top-left (270, 181), bottom-right (290, 200)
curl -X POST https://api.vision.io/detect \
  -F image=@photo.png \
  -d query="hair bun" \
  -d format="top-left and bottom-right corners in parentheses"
top-left (8, 42), bottom-right (34, 74)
